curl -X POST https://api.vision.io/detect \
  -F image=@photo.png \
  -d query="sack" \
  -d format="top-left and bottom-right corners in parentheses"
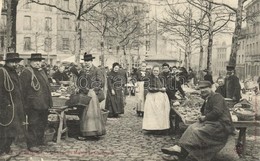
top-left (96, 89), bottom-right (105, 102)
top-left (65, 93), bottom-right (92, 107)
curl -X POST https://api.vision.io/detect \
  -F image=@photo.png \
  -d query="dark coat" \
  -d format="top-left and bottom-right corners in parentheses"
top-left (204, 74), bottom-right (214, 84)
top-left (215, 85), bottom-right (226, 98)
top-left (160, 72), bottom-right (185, 100)
top-left (20, 67), bottom-right (53, 111)
top-left (52, 71), bottom-right (70, 84)
top-left (201, 92), bottom-right (235, 135)
top-left (0, 65), bottom-right (25, 138)
top-left (225, 75), bottom-right (241, 102)
top-left (77, 65), bottom-right (104, 94)
top-left (135, 70), bottom-right (150, 89)
top-left (105, 70), bottom-right (124, 115)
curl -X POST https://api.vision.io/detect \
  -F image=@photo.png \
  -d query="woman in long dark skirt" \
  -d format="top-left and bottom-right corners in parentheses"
top-left (105, 63), bottom-right (125, 117)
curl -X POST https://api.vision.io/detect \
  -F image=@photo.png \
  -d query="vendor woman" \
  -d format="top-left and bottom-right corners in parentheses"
top-left (142, 64), bottom-right (170, 134)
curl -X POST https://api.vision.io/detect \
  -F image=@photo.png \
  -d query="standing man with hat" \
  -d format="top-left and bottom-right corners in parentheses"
top-left (20, 53), bottom-right (52, 152)
top-left (0, 53), bottom-right (26, 159)
top-left (224, 65), bottom-right (241, 102)
top-left (76, 53), bottom-right (105, 140)
top-left (161, 81), bottom-right (235, 161)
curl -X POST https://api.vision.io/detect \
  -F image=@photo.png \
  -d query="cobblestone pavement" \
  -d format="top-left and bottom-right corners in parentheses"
top-left (7, 95), bottom-right (260, 161)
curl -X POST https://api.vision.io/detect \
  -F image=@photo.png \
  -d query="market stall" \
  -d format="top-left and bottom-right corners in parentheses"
top-left (171, 95), bottom-right (260, 157)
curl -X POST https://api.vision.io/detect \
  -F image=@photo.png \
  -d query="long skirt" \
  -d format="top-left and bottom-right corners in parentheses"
top-left (136, 81), bottom-right (148, 113)
top-left (179, 121), bottom-right (229, 161)
top-left (80, 89), bottom-right (106, 136)
top-left (105, 88), bottom-right (124, 117)
top-left (142, 92), bottom-right (170, 130)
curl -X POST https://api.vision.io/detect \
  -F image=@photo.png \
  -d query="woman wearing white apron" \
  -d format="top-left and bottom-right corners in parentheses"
top-left (142, 65), bottom-right (170, 134)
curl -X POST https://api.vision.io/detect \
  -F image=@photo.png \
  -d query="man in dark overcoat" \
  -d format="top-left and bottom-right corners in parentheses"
top-left (76, 53), bottom-right (106, 140)
top-left (160, 63), bottom-right (186, 101)
top-left (224, 65), bottom-right (241, 103)
top-left (20, 53), bottom-right (52, 152)
top-left (0, 53), bottom-right (25, 159)
top-left (161, 81), bottom-right (235, 161)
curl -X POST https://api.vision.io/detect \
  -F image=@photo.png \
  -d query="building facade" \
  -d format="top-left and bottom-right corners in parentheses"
top-left (243, 0), bottom-right (260, 80)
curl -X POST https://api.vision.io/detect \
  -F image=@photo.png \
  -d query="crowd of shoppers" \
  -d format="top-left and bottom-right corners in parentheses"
top-left (0, 51), bottom-right (251, 161)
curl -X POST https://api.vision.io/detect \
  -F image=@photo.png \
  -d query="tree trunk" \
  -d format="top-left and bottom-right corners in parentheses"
top-left (199, 34), bottom-right (204, 71)
top-left (229, 0), bottom-right (244, 67)
top-left (6, 0), bottom-right (18, 52)
top-left (75, 20), bottom-right (81, 64)
top-left (207, 1), bottom-right (213, 72)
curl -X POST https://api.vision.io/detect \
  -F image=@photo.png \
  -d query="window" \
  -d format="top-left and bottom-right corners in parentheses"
top-left (45, 17), bottom-right (52, 31)
top-left (44, 38), bottom-right (52, 52)
top-left (63, 18), bottom-right (70, 30)
top-left (62, 38), bottom-right (69, 50)
top-left (45, 0), bottom-right (52, 11)
top-left (0, 36), bottom-right (4, 49)
top-left (24, 37), bottom-right (31, 51)
top-left (23, 16), bottom-right (31, 30)
top-left (145, 40), bottom-right (150, 51)
top-left (64, 0), bottom-right (69, 10)
top-left (23, 0), bottom-right (30, 9)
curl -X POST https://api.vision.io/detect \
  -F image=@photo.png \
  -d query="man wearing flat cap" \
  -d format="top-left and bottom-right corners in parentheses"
top-left (0, 53), bottom-right (26, 159)
top-left (224, 65), bottom-right (241, 102)
top-left (76, 53), bottom-right (105, 140)
top-left (20, 53), bottom-right (52, 152)
top-left (161, 81), bottom-right (234, 161)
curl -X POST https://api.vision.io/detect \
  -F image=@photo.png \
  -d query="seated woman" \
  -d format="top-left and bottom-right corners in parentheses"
top-left (105, 62), bottom-right (125, 118)
top-left (142, 65), bottom-right (170, 134)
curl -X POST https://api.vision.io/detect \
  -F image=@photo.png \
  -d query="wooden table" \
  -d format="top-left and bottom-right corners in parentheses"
top-left (49, 106), bottom-right (69, 143)
top-left (171, 106), bottom-right (260, 157)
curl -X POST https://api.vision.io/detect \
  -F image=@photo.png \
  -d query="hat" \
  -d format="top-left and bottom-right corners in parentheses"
top-left (112, 62), bottom-right (120, 69)
top-left (226, 65), bottom-right (235, 71)
top-left (4, 53), bottom-right (23, 62)
top-left (28, 53), bottom-right (45, 61)
top-left (82, 53), bottom-right (95, 61)
top-left (198, 81), bottom-right (212, 89)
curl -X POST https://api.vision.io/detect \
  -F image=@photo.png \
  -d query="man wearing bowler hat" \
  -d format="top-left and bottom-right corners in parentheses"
top-left (76, 52), bottom-right (106, 140)
top-left (161, 81), bottom-right (234, 161)
top-left (20, 53), bottom-right (52, 152)
top-left (0, 53), bottom-right (26, 159)
top-left (224, 65), bottom-right (241, 103)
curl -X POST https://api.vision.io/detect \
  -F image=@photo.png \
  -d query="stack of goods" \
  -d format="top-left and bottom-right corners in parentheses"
top-left (233, 99), bottom-right (255, 121)
top-left (173, 95), bottom-right (204, 124)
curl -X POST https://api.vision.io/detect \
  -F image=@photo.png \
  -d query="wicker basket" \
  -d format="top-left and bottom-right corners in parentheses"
top-left (44, 128), bottom-right (56, 144)
top-left (234, 110), bottom-right (255, 121)
top-left (52, 97), bottom-right (68, 107)
top-left (101, 109), bottom-right (109, 125)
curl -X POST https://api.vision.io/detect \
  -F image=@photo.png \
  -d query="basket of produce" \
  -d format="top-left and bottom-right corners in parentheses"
top-left (234, 108), bottom-right (255, 121)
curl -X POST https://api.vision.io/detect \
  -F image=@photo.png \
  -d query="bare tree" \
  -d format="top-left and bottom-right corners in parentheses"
top-left (5, 0), bottom-right (19, 52)
top-left (29, 0), bottom-right (109, 64)
top-left (159, 0), bottom-right (231, 71)
top-left (84, 1), bottom-right (151, 68)
top-left (206, 0), bottom-right (248, 67)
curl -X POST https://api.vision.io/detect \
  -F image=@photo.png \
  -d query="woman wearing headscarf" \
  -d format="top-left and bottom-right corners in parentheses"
top-left (105, 62), bottom-right (125, 118)
top-left (142, 65), bottom-right (170, 134)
